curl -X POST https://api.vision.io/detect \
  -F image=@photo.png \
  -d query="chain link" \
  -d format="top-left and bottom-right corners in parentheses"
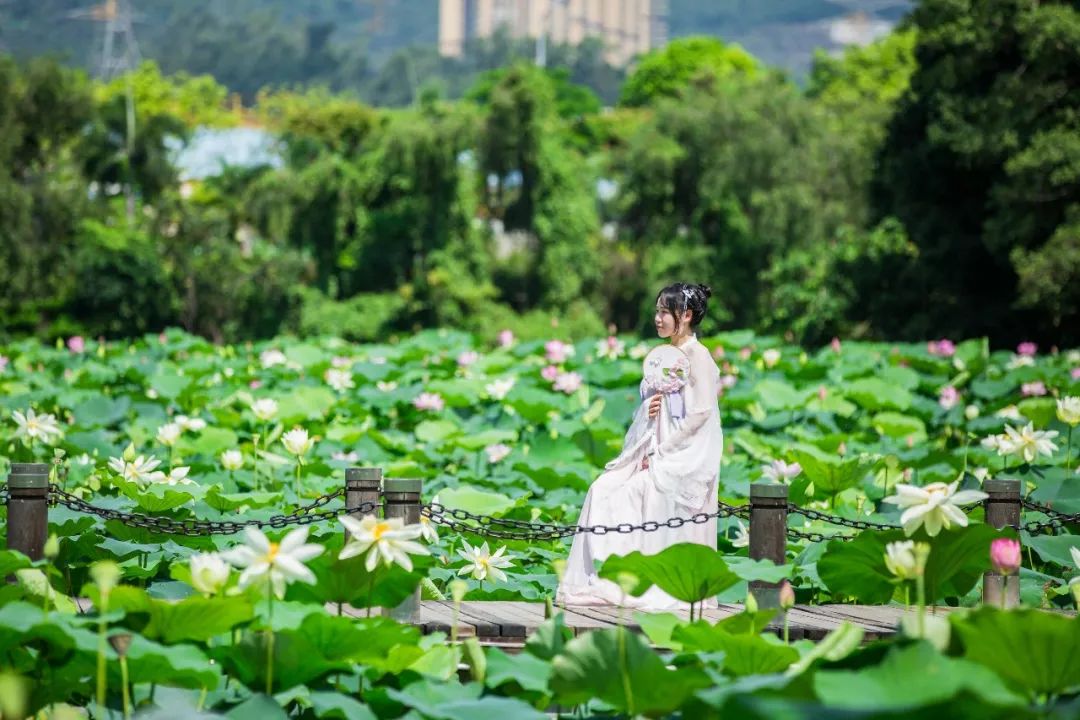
top-left (46, 485), bottom-right (373, 536)
top-left (1021, 499), bottom-right (1080, 535)
top-left (787, 504), bottom-right (900, 532)
top-left (422, 501), bottom-right (749, 541)
top-left (786, 527), bottom-right (855, 543)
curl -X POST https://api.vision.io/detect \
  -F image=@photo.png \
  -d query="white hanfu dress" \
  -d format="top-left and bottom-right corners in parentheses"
top-left (556, 334), bottom-right (723, 611)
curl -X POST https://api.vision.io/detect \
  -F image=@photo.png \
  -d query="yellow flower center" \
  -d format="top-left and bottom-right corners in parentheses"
top-left (372, 522), bottom-right (390, 541)
top-left (267, 542), bottom-right (280, 561)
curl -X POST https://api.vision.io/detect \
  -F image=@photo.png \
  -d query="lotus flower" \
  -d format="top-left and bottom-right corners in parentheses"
top-left (990, 538), bottom-right (1021, 576)
top-left (1021, 381), bottom-right (1047, 397)
top-left (457, 351), bottom-right (479, 367)
top-left (1000, 422), bottom-right (1058, 464)
top-left (189, 552), bottom-right (230, 595)
top-left (108, 454), bottom-right (163, 487)
top-left (544, 340), bottom-right (571, 363)
top-left (251, 398), bottom-right (278, 421)
top-left (413, 392), bottom-right (445, 412)
top-left (221, 526), bottom-right (323, 598)
top-left (221, 450), bottom-right (244, 471)
top-left (324, 368), bottom-right (355, 392)
top-left (830, 337), bottom-right (842, 353)
top-left (883, 481), bottom-right (988, 536)
top-left (1056, 397), bottom-right (1080, 426)
top-left (339, 515), bottom-right (429, 571)
top-left (884, 540), bottom-right (918, 580)
top-left (761, 459), bottom-right (801, 483)
top-left (281, 428), bottom-right (314, 458)
top-left (762, 349), bottom-right (781, 368)
top-left (938, 386), bottom-right (960, 410)
top-left (1016, 342), bottom-right (1038, 357)
top-left (156, 423), bottom-right (182, 447)
top-left (541, 365), bottom-right (560, 382)
top-left (485, 443), bottom-right (511, 463)
top-left (485, 377), bottom-right (515, 400)
top-left (67, 336), bottom-right (85, 354)
top-left (12, 408), bottom-right (64, 445)
top-left (497, 329), bottom-right (515, 348)
top-left (457, 541), bottom-right (513, 583)
top-left (259, 349), bottom-right (287, 368)
top-left (174, 415), bottom-right (207, 432)
top-left (553, 371), bottom-right (583, 394)
top-left (596, 336), bottom-right (625, 360)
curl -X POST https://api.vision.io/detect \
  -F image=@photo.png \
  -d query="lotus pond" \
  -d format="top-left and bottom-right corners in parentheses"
top-left (1, 329), bottom-right (1079, 718)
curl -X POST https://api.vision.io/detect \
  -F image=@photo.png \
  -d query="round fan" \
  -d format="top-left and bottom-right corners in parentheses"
top-left (641, 344), bottom-right (691, 396)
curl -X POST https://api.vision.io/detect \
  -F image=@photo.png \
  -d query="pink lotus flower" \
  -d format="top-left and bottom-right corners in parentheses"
top-left (1017, 342), bottom-right (1038, 357)
top-left (497, 329), bottom-right (515, 348)
top-left (457, 351), bottom-right (479, 367)
top-left (0, 355), bottom-right (8, 374)
top-left (939, 386), bottom-right (960, 409)
top-left (545, 340), bottom-right (571, 363)
top-left (720, 374), bottom-right (738, 389)
top-left (67, 336), bottom-right (85, 354)
top-left (990, 538), bottom-right (1021, 575)
top-left (928, 339), bottom-right (956, 357)
top-left (1021, 381), bottom-right (1047, 397)
top-left (249, 380), bottom-right (262, 390)
top-left (1073, 367), bottom-right (1080, 380)
top-left (830, 337), bottom-right (842, 353)
top-left (817, 385), bottom-right (828, 401)
top-left (541, 365), bottom-right (560, 382)
top-left (779, 579), bottom-right (796, 609)
top-left (413, 392), bottom-right (445, 412)
top-left (158, 333), bottom-right (168, 344)
top-left (738, 347), bottom-right (753, 361)
top-left (484, 443), bottom-right (511, 463)
top-left (712, 346), bottom-right (726, 359)
top-left (553, 372), bottom-right (583, 394)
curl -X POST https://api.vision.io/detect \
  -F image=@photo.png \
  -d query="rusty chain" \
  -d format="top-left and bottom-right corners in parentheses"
top-left (422, 501), bottom-right (750, 541)
top-left (46, 485), bottom-right (374, 536)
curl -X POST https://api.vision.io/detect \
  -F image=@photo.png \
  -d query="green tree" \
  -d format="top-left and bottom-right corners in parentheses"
top-left (620, 36), bottom-right (759, 107)
top-left (874, 0), bottom-right (1080, 344)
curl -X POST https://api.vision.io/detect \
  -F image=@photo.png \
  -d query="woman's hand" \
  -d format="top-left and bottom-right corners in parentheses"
top-left (647, 394), bottom-right (662, 419)
top-left (641, 454), bottom-right (650, 470)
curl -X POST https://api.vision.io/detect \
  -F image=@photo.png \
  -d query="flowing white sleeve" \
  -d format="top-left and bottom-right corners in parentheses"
top-left (655, 345), bottom-right (719, 454)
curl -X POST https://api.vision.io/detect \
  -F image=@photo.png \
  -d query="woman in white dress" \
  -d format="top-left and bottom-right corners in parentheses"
top-left (556, 282), bottom-right (723, 611)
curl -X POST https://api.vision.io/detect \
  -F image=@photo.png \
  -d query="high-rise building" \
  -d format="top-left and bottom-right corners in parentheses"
top-left (439, 0), bottom-right (667, 67)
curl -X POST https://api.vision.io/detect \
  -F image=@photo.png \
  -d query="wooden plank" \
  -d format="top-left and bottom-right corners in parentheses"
top-left (810, 606), bottom-right (897, 633)
top-left (417, 601), bottom-right (477, 637)
top-left (444, 601), bottom-right (521, 637)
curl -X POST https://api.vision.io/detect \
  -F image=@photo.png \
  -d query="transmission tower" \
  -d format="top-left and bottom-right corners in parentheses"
top-left (68, 0), bottom-right (142, 80)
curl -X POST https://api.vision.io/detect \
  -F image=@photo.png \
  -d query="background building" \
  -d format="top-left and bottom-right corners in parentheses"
top-left (439, 0), bottom-right (668, 67)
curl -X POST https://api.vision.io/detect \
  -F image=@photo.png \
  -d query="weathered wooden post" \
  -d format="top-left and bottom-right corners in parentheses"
top-left (382, 478), bottom-right (423, 622)
top-left (7, 463), bottom-right (50, 561)
top-left (983, 478), bottom-right (1021, 608)
top-left (748, 482), bottom-right (788, 609)
top-left (345, 467), bottom-right (382, 540)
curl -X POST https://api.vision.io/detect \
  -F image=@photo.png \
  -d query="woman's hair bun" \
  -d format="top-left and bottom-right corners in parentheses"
top-left (696, 284), bottom-right (712, 299)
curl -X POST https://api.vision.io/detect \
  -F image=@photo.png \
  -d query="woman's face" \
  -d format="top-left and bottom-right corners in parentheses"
top-left (654, 301), bottom-right (690, 339)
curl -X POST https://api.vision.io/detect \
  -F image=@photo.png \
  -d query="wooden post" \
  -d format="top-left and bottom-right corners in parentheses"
top-left (7, 463), bottom-right (50, 561)
top-left (345, 467), bottom-right (382, 540)
top-left (748, 482), bottom-right (788, 609)
top-left (983, 478), bottom-right (1021, 608)
top-left (382, 478), bottom-right (422, 622)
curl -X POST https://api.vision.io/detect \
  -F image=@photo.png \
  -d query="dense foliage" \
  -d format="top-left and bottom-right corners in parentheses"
top-left (0, 328), bottom-right (1078, 716)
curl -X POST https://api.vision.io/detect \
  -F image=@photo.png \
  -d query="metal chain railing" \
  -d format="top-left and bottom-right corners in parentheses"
top-left (46, 485), bottom-right (374, 536)
top-left (786, 527), bottom-right (855, 543)
top-left (421, 501), bottom-right (750, 541)
top-left (1021, 498), bottom-right (1080, 535)
top-left (787, 504), bottom-right (901, 533)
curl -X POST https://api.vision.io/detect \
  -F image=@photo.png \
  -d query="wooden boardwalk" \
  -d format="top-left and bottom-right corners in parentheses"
top-left (335, 601), bottom-right (958, 647)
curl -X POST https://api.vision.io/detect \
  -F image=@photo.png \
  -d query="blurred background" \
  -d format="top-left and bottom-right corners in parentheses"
top-left (0, 0), bottom-right (1076, 347)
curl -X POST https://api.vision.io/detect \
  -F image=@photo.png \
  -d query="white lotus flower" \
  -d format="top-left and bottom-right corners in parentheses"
top-left (981, 433), bottom-right (1006, 453)
top-left (995, 405), bottom-right (1023, 420)
top-left (12, 409), bottom-right (64, 445)
top-left (251, 398), bottom-right (278, 422)
top-left (1057, 397), bottom-right (1080, 426)
top-left (762, 348), bottom-right (781, 368)
top-left (1001, 422), bottom-right (1058, 464)
top-left (155, 466), bottom-right (194, 486)
top-left (221, 449), bottom-right (244, 471)
top-left (376, 380), bottom-right (398, 393)
top-left (108, 454), bottom-right (163, 487)
top-left (485, 378), bottom-right (515, 400)
top-left (457, 541), bottom-right (513, 582)
top-left (1069, 547), bottom-right (1080, 588)
top-left (324, 368), bottom-right (355, 393)
top-left (485, 443), bottom-right (511, 463)
top-left (884, 540), bottom-right (918, 580)
top-left (260, 349), bottom-right (287, 368)
top-left (175, 415), bottom-right (207, 433)
top-left (883, 481), bottom-right (988, 537)
top-left (761, 459), bottom-right (801, 483)
top-left (339, 515), bottom-right (429, 571)
top-left (221, 526), bottom-right (323, 598)
top-left (730, 518), bottom-right (749, 548)
top-left (281, 428), bottom-right (314, 458)
top-left (156, 423), bottom-right (182, 447)
top-left (189, 552), bottom-right (230, 595)
top-left (418, 515), bottom-right (439, 543)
